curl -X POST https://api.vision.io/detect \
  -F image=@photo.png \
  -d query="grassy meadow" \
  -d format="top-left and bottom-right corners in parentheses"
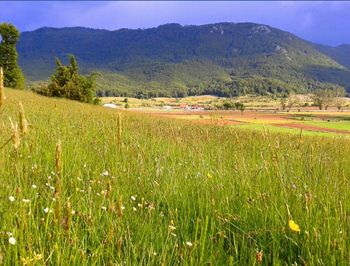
top-left (1, 88), bottom-right (350, 265)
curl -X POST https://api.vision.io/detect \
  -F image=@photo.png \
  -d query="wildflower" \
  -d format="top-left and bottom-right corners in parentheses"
top-left (32, 184), bottom-right (37, 189)
top-left (101, 206), bottom-right (107, 211)
top-left (9, 236), bottom-right (16, 245)
top-left (22, 199), bottom-right (30, 203)
top-left (131, 195), bottom-right (136, 201)
top-left (44, 207), bottom-right (52, 213)
top-left (256, 250), bottom-right (263, 263)
top-left (207, 173), bottom-right (213, 179)
top-left (288, 219), bottom-right (301, 233)
top-left (186, 242), bottom-right (193, 247)
top-left (168, 225), bottom-right (176, 231)
top-left (9, 196), bottom-right (15, 202)
top-left (133, 207), bottom-right (137, 212)
top-left (101, 170), bottom-right (109, 177)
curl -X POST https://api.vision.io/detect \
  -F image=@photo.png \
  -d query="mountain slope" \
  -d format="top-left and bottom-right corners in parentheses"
top-left (315, 44), bottom-right (350, 69)
top-left (17, 23), bottom-right (350, 97)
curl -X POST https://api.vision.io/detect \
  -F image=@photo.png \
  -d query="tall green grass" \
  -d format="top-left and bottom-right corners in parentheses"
top-left (1, 88), bottom-right (350, 265)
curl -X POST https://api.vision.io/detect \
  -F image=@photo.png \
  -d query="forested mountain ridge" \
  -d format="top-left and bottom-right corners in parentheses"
top-left (17, 22), bottom-right (350, 97)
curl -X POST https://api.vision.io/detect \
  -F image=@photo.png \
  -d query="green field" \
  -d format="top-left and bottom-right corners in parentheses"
top-left (1, 88), bottom-right (350, 264)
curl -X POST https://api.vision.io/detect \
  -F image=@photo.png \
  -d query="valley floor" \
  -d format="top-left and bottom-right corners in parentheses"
top-left (103, 95), bottom-right (350, 137)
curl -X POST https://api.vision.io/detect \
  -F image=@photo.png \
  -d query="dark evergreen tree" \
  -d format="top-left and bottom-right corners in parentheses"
top-left (0, 23), bottom-right (25, 89)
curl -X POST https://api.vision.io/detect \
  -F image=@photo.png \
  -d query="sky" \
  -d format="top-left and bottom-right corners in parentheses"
top-left (1, 1), bottom-right (350, 46)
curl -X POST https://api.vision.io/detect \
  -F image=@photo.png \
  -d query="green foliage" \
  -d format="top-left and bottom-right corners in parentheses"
top-left (222, 100), bottom-right (235, 110)
top-left (316, 44), bottom-right (350, 69)
top-left (33, 55), bottom-right (99, 104)
top-left (312, 87), bottom-right (346, 110)
top-left (0, 23), bottom-right (25, 89)
top-left (17, 23), bottom-right (350, 96)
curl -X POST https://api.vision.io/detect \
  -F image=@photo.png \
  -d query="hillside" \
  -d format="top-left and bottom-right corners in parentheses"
top-left (2, 88), bottom-right (350, 264)
top-left (315, 44), bottom-right (350, 69)
top-left (17, 23), bottom-right (350, 97)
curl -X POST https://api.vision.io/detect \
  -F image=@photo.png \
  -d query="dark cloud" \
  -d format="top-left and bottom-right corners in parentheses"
top-left (0, 1), bottom-right (349, 46)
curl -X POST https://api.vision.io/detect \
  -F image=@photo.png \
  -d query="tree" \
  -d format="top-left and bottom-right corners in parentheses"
top-left (234, 102), bottom-right (245, 115)
top-left (312, 89), bottom-right (333, 110)
top-left (312, 88), bottom-right (345, 110)
top-left (280, 97), bottom-right (287, 111)
top-left (333, 88), bottom-right (347, 111)
top-left (0, 23), bottom-right (25, 89)
top-left (222, 100), bottom-right (234, 110)
top-left (287, 93), bottom-right (301, 111)
top-left (33, 55), bottom-right (99, 104)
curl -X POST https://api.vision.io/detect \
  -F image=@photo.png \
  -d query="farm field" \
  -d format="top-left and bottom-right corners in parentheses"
top-left (103, 95), bottom-right (350, 137)
top-left (141, 110), bottom-right (350, 137)
top-left (2, 88), bottom-right (350, 264)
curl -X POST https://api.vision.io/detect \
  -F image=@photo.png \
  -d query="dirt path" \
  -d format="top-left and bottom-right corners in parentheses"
top-left (273, 123), bottom-right (350, 135)
top-left (144, 110), bottom-right (290, 121)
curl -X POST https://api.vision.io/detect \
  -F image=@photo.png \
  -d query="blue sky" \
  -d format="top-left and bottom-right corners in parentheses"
top-left (1, 1), bottom-right (349, 46)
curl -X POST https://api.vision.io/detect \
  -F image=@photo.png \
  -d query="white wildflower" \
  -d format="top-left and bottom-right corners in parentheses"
top-left (101, 170), bottom-right (109, 176)
top-left (32, 184), bottom-right (37, 189)
top-left (44, 207), bottom-right (52, 213)
top-left (9, 196), bottom-right (15, 202)
top-left (22, 199), bottom-right (30, 203)
top-left (9, 236), bottom-right (16, 245)
top-left (186, 242), bottom-right (193, 247)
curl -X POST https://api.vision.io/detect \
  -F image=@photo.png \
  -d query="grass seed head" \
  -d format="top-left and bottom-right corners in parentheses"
top-left (117, 237), bottom-right (123, 257)
top-left (117, 195), bottom-right (123, 219)
top-left (0, 67), bottom-right (4, 108)
top-left (55, 140), bottom-right (62, 175)
top-left (10, 118), bottom-right (21, 150)
top-left (19, 102), bottom-right (28, 135)
top-left (62, 201), bottom-right (72, 233)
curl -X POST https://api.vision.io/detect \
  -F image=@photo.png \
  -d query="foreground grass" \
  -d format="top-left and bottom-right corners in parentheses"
top-left (1, 88), bottom-right (350, 265)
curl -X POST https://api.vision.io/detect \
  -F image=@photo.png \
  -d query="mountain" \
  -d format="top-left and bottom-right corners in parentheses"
top-left (17, 23), bottom-right (350, 97)
top-left (314, 44), bottom-right (350, 69)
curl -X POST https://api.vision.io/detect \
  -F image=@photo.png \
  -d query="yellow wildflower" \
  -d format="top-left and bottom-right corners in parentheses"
top-left (288, 219), bottom-right (301, 233)
top-left (207, 173), bottom-right (213, 179)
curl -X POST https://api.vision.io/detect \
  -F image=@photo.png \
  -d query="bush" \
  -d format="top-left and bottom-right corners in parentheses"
top-left (33, 55), bottom-right (99, 104)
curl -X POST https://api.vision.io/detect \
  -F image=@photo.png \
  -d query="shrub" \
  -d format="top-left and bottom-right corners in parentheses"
top-left (33, 55), bottom-right (99, 104)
